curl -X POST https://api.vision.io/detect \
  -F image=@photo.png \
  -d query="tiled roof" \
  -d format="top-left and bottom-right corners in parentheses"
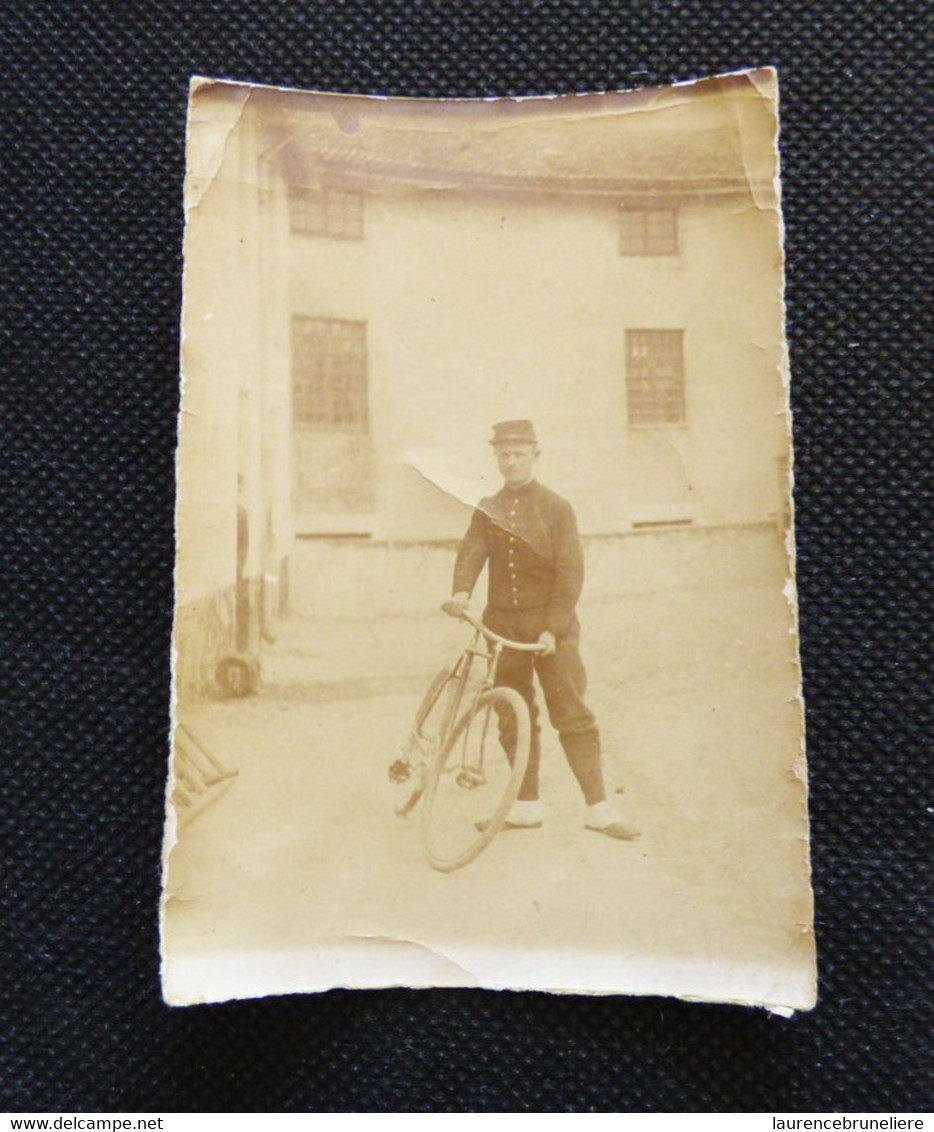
top-left (247, 76), bottom-right (775, 198)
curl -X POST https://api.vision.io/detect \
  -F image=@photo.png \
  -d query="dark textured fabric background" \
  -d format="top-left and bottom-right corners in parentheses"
top-left (3, 0), bottom-right (931, 1114)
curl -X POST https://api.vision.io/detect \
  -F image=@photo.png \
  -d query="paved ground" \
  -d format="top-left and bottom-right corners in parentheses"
top-left (163, 581), bottom-right (816, 1010)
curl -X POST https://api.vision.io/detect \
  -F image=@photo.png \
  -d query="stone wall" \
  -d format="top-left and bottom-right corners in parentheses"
top-left (289, 522), bottom-right (789, 621)
top-left (173, 584), bottom-right (238, 704)
top-left (173, 575), bottom-right (273, 703)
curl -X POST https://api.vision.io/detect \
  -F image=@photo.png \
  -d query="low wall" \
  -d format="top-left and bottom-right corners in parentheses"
top-left (289, 523), bottom-right (789, 620)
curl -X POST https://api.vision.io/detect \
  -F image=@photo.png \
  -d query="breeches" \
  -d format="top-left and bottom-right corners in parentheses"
top-left (483, 606), bottom-right (602, 801)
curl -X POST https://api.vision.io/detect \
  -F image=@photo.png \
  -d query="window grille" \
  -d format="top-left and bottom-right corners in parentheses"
top-left (289, 187), bottom-right (364, 239)
top-left (619, 207), bottom-right (678, 255)
top-left (292, 317), bottom-right (368, 428)
top-left (626, 329), bottom-right (685, 426)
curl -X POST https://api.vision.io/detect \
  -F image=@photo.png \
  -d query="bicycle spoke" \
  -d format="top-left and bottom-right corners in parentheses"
top-left (422, 688), bottom-right (530, 871)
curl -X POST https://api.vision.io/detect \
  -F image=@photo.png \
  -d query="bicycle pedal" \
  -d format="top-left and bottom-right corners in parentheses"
top-left (388, 759), bottom-right (412, 784)
top-left (456, 768), bottom-right (486, 789)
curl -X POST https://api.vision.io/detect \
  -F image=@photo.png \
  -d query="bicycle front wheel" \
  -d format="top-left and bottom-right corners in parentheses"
top-left (421, 687), bottom-right (530, 872)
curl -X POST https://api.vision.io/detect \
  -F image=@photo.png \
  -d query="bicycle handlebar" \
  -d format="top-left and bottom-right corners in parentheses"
top-left (442, 605), bottom-right (549, 653)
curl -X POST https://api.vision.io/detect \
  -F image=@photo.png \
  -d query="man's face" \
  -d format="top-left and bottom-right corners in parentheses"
top-left (495, 442), bottom-right (539, 487)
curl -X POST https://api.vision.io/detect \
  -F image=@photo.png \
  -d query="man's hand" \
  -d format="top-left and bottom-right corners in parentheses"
top-left (537, 630), bottom-right (557, 656)
top-left (441, 592), bottom-right (470, 619)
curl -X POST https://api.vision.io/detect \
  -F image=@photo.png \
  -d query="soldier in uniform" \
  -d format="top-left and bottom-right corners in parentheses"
top-left (444, 420), bottom-right (639, 840)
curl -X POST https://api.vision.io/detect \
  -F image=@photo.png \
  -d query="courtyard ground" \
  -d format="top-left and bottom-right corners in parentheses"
top-left (162, 577), bottom-right (815, 1012)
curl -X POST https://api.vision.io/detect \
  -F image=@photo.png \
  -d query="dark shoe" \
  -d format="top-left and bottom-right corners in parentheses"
top-left (587, 820), bottom-right (640, 841)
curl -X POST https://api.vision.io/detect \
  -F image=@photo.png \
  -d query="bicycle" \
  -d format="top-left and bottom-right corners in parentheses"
top-left (388, 607), bottom-right (547, 872)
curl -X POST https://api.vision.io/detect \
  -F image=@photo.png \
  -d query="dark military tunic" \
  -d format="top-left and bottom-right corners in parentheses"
top-left (451, 480), bottom-right (602, 802)
top-left (452, 480), bottom-right (584, 637)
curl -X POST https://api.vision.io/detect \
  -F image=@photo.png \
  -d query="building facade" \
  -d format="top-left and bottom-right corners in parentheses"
top-left (175, 75), bottom-right (791, 690)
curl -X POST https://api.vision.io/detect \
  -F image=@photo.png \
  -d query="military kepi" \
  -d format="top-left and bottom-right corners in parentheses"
top-left (490, 419), bottom-right (537, 446)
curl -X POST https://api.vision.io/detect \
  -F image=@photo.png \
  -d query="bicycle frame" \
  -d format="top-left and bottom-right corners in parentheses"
top-left (390, 610), bottom-right (546, 816)
top-left (389, 611), bottom-right (548, 867)
top-left (432, 611), bottom-right (545, 778)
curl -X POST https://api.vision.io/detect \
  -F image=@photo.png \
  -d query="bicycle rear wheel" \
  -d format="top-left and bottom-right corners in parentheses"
top-left (393, 667), bottom-right (457, 817)
top-left (421, 687), bottom-right (530, 872)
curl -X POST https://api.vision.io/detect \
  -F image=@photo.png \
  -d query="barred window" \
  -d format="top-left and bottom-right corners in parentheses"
top-left (626, 329), bottom-right (685, 427)
top-left (289, 187), bottom-right (364, 239)
top-left (292, 317), bottom-right (368, 428)
top-left (619, 207), bottom-right (678, 255)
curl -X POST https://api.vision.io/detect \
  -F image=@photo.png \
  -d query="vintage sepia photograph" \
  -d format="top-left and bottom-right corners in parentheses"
top-left (162, 69), bottom-right (815, 1012)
